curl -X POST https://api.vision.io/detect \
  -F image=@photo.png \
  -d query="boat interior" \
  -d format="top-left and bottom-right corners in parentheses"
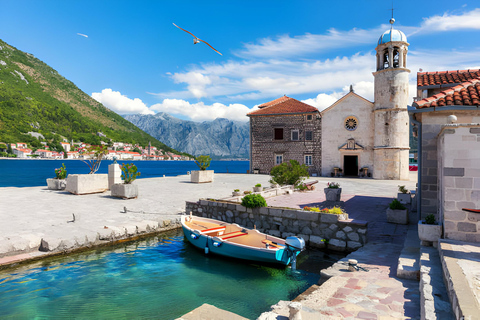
top-left (183, 216), bottom-right (286, 250)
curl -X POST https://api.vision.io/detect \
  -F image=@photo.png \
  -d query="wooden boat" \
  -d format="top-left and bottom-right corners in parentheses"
top-left (181, 214), bottom-right (305, 267)
top-left (462, 208), bottom-right (480, 213)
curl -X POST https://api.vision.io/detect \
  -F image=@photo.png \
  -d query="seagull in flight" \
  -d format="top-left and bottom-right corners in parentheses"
top-left (173, 23), bottom-right (222, 56)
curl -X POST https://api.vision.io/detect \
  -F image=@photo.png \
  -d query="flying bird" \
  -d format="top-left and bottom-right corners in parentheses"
top-left (172, 23), bottom-right (222, 56)
top-left (77, 33), bottom-right (89, 38)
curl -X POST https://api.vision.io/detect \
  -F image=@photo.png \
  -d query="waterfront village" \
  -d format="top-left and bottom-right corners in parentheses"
top-left (0, 138), bottom-right (191, 161)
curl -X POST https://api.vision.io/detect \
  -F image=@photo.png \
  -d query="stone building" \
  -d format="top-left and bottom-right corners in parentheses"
top-left (247, 96), bottom-right (321, 175)
top-left (410, 70), bottom-right (480, 242)
top-left (248, 19), bottom-right (410, 180)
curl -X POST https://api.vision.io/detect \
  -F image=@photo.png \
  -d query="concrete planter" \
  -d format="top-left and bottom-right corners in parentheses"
top-left (47, 178), bottom-right (66, 190)
top-left (65, 174), bottom-right (108, 195)
top-left (111, 183), bottom-right (138, 199)
top-left (191, 170), bottom-right (214, 183)
top-left (324, 188), bottom-right (342, 201)
top-left (232, 191), bottom-right (242, 196)
top-left (418, 221), bottom-right (442, 243)
top-left (397, 193), bottom-right (411, 204)
top-left (253, 186), bottom-right (262, 192)
top-left (386, 208), bottom-right (408, 225)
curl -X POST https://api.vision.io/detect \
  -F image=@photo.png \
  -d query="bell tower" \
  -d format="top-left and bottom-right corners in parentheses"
top-left (373, 18), bottom-right (410, 180)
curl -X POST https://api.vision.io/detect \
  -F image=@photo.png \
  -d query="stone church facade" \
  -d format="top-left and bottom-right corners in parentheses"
top-left (248, 19), bottom-right (410, 180)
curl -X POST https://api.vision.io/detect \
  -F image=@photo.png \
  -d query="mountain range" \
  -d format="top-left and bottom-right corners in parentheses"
top-left (0, 38), bottom-right (182, 154)
top-left (125, 113), bottom-right (250, 159)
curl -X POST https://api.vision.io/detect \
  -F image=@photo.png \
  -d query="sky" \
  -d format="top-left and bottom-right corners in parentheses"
top-left (1, 0), bottom-right (480, 122)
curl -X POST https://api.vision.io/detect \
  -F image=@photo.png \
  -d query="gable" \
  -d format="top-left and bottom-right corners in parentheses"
top-left (320, 91), bottom-right (373, 116)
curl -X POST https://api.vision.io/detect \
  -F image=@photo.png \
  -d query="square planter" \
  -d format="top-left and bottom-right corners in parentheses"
top-left (232, 191), bottom-right (242, 196)
top-left (418, 220), bottom-right (442, 243)
top-left (324, 188), bottom-right (342, 201)
top-left (47, 178), bottom-right (66, 190)
top-left (253, 186), bottom-right (262, 192)
top-left (191, 170), bottom-right (214, 183)
top-left (111, 183), bottom-right (138, 199)
top-left (386, 208), bottom-right (408, 225)
top-left (397, 193), bottom-right (411, 204)
top-left (65, 174), bottom-right (108, 195)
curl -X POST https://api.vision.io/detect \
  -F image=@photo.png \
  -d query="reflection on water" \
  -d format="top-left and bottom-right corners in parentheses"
top-left (0, 229), bottom-right (326, 320)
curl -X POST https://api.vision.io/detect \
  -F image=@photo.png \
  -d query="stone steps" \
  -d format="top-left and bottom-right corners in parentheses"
top-left (397, 224), bottom-right (420, 280)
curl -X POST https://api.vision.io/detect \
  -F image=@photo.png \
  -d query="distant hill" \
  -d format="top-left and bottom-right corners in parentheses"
top-left (0, 38), bottom-right (183, 154)
top-left (125, 113), bottom-right (250, 159)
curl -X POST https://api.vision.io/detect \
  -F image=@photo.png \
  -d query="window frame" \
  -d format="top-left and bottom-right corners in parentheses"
top-left (304, 154), bottom-right (313, 166)
top-left (274, 128), bottom-right (284, 140)
top-left (275, 154), bottom-right (283, 165)
top-left (305, 131), bottom-right (313, 141)
top-left (291, 129), bottom-right (300, 141)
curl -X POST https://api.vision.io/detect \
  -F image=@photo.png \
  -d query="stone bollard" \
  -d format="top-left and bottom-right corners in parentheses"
top-left (288, 302), bottom-right (302, 320)
top-left (108, 163), bottom-right (122, 190)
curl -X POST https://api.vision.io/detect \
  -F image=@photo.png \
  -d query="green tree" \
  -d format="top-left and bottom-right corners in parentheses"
top-left (269, 160), bottom-right (309, 188)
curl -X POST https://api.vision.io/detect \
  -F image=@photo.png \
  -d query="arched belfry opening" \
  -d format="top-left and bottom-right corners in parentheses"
top-left (375, 18), bottom-right (408, 71)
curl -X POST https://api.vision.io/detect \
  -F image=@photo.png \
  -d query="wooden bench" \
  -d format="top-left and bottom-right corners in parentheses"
top-left (262, 240), bottom-right (284, 248)
top-left (218, 231), bottom-right (247, 240)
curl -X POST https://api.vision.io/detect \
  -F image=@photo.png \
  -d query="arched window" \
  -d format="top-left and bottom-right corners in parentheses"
top-left (393, 48), bottom-right (399, 68)
top-left (383, 49), bottom-right (389, 69)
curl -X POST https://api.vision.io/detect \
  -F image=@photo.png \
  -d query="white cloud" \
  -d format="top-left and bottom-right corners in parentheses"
top-left (150, 99), bottom-right (251, 122)
top-left (92, 88), bottom-right (154, 115)
top-left (415, 8), bottom-right (480, 34)
top-left (77, 33), bottom-right (88, 38)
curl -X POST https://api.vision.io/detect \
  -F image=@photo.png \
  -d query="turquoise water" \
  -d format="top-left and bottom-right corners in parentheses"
top-left (0, 229), bottom-right (320, 319)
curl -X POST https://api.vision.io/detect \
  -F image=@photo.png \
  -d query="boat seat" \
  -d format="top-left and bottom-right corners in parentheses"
top-left (218, 231), bottom-right (247, 240)
top-left (201, 226), bottom-right (226, 234)
top-left (262, 240), bottom-right (284, 248)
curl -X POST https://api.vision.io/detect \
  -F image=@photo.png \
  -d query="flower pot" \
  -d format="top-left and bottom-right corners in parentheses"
top-left (324, 188), bottom-right (342, 201)
top-left (253, 186), bottom-right (262, 192)
top-left (386, 208), bottom-right (408, 225)
top-left (65, 174), bottom-right (108, 195)
top-left (418, 220), bottom-right (442, 243)
top-left (47, 178), bottom-right (66, 190)
top-left (232, 191), bottom-right (241, 196)
top-left (111, 183), bottom-right (138, 199)
top-left (191, 170), bottom-right (214, 183)
top-left (397, 193), bottom-right (411, 204)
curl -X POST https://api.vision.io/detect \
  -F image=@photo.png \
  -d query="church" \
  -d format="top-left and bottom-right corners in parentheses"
top-left (248, 18), bottom-right (410, 180)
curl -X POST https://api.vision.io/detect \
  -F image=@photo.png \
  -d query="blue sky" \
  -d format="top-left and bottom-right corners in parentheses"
top-left (1, 0), bottom-right (480, 121)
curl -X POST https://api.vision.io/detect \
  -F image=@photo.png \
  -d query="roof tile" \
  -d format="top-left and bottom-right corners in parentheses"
top-left (417, 69), bottom-right (480, 87)
top-left (247, 96), bottom-right (318, 116)
top-left (413, 78), bottom-right (480, 108)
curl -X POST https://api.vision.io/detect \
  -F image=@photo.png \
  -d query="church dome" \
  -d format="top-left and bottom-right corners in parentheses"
top-left (378, 18), bottom-right (407, 45)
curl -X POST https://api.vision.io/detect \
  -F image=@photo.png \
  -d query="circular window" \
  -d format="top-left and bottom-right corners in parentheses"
top-left (345, 117), bottom-right (358, 131)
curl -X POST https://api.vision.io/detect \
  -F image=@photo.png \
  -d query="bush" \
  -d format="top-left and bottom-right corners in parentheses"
top-left (194, 155), bottom-right (211, 170)
top-left (255, 183), bottom-right (261, 187)
top-left (54, 163), bottom-right (67, 179)
top-left (269, 160), bottom-right (309, 187)
top-left (425, 214), bottom-right (436, 225)
top-left (241, 194), bottom-right (267, 209)
top-left (398, 185), bottom-right (409, 194)
top-left (121, 163), bottom-right (141, 184)
top-left (389, 199), bottom-right (406, 210)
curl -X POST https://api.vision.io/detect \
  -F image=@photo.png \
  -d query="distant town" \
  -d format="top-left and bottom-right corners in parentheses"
top-left (0, 140), bottom-right (191, 161)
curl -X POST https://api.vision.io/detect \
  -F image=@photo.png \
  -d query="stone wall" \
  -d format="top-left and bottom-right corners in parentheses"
top-left (438, 125), bottom-right (480, 242)
top-left (249, 113), bottom-right (322, 175)
top-left (186, 199), bottom-right (368, 252)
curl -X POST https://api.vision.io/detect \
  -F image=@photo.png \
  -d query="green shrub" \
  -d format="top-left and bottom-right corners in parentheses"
top-left (121, 163), bottom-right (141, 184)
top-left (255, 183), bottom-right (261, 187)
top-left (194, 155), bottom-right (211, 170)
top-left (398, 185), bottom-right (409, 194)
top-left (241, 194), bottom-right (267, 208)
top-left (54, 163), bottom-right (67, 179)
top-left (389, 199), bottom-right (406, 210)
top-left (269, 159), bottom-right (309, 187)
top-left (425, 214), bottom-right (436, 225)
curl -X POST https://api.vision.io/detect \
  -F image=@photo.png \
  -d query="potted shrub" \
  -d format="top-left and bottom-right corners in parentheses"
top-left (324, 182), bottom-right (341, 201)
top-left (191, 155), bottom-right (214, 183)
top-left (386, 199), bottom-right (408, 224)
top-left (47, 163), bottom-right (67, 190)
top-left (253, 183), bottom-right (262, 192)
top-left (66, 146), bottom-right (109, 195)
top-left (111, 163), bottom-right (141, 199)
top-left (269, 160), bottom-right (309, 188)
top-left (397, 185), bottom-right (411, 204)
top-left (418, 214), bottom-right (442, 244)
top-left (232, 189), bottom-right (241, 196)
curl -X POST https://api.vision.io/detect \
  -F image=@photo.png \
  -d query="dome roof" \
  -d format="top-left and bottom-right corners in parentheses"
top-left (378, 19), bottom-right (407, 45)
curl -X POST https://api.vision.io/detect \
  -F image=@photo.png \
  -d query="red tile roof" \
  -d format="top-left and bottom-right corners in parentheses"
top-left (247, 96), bottom-right (318, 116)
top-left (413, 78), bottom-right (480, 109)
top-left (417, 69), bottom-right (480, 87)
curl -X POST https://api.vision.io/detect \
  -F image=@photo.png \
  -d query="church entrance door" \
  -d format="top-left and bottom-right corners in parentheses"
top-left (343, 155), bottom-right (358, 177)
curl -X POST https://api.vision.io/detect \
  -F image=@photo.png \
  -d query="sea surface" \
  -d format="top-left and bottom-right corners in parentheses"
top-left (0, 229), bottom-right (322, 319)
top-left (0, 159), bottom-right (249, 188)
